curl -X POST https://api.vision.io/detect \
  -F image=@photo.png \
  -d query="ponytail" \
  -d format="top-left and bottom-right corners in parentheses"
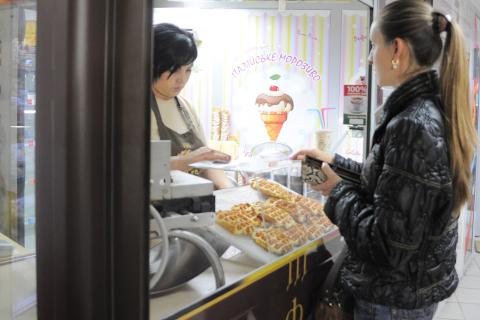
top-left (439, 21), bottom-right (477, 215)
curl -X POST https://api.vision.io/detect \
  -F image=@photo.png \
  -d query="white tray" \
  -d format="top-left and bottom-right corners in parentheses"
top-left (209, 220), bottom-right (338, 265)
top-left (208, 223), bottom-right (278, 264)
top-left (214, 185), bottom-right (265, 209)
top-left (211, 186), bottom-right (274, 263)
top-left (212, 185), bottom-right (324, 264)
top-left (190, 158), bottom-right (299, 174)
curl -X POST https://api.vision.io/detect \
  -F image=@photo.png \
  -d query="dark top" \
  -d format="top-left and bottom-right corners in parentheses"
top-left (325, 71), bottom-right (457, 309)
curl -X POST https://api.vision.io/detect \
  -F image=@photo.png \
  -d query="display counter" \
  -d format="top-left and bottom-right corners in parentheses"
top-left (149, 182), bottom-right (343, 320)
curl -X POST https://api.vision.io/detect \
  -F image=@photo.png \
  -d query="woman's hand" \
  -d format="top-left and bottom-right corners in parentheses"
top-left (310, 163), bottom-right (341, 196)
top-left (289, 148), bottom-right (335, 164)
top-left (171, 147), bottom-right (231, 172)
top-left (290, 148), bottom-right (339, 196)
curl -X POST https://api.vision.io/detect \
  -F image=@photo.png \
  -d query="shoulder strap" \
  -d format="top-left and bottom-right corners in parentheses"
top-left (174, 96), bottom-right (196, 133)
top-left (151, 95), bottom-right (165, 137)
top-left (321, 243), bottom-right (348, 292)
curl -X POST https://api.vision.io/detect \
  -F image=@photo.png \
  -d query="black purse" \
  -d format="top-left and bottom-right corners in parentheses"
top-left (313, 244), bottom-right (353, 320)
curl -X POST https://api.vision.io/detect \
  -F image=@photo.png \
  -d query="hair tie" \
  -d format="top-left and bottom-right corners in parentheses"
top-left (432, 12), bottom-right (451, 33)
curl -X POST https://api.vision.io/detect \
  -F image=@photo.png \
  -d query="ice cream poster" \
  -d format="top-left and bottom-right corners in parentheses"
top-left (231, 44), bottom-right (329, 153)
top-left (225, 11), bottom-right (332, 154)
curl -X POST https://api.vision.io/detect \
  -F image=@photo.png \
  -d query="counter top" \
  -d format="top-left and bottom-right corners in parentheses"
top-left (150, 250), bottom-right (262, 319)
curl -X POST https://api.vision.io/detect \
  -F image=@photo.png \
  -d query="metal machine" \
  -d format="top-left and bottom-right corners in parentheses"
top-left (149, 140), bottom-right (228, 296)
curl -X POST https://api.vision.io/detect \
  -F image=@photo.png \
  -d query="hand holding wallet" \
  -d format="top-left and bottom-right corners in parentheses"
top-left (301, 155), bottom-right (361, 185)
top-left (301, 155), bottom-right (328, 184)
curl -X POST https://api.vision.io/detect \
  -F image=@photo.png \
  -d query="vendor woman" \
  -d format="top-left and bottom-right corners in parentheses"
top-left (151, 23), bottom-right (233, 189)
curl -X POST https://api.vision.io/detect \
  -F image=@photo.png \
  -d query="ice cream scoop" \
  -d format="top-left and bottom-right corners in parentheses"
top-left (255, 85), bottom-right (294, 112)
top-left (255, 85), bottom-right (294, 141)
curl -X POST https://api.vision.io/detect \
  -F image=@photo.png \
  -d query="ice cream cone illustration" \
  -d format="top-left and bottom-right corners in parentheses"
top-left (255, 76), bottom-right (294, 141)
top-left (260, 111), bottom-right (288, 141)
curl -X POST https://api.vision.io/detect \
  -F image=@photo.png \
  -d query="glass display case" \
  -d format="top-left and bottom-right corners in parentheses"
top-left (148, 161), bottom-right (343, 319)
top-left (148, 1), bottom-right (371, 319)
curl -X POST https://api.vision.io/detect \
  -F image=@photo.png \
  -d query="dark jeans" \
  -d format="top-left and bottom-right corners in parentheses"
top-left (354, 299), bottom-right (438, 320)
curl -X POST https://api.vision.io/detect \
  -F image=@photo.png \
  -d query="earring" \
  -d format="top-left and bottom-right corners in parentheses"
top-left (392, 59), bottom-right (399, 70)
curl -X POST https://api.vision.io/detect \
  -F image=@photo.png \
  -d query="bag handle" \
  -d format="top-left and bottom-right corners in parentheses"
top-left (320, 240), bottom-right (348, 293)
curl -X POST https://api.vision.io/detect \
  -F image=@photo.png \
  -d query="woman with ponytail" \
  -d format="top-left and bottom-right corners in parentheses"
top-left (292, 1), bottom-right (476, 319)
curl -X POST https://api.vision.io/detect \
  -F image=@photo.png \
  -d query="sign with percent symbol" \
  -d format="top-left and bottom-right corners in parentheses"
top-left (343, 84), bottom-right (368, 125)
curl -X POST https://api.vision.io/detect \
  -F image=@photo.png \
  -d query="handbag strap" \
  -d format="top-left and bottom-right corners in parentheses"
top-left (320, 241), bottom-right (348, 292)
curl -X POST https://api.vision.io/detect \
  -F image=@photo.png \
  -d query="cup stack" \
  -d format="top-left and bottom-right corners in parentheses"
top-left (220, 110), bottom-right (230, 141)
top-left (211, 108), bottom-right (221, 141)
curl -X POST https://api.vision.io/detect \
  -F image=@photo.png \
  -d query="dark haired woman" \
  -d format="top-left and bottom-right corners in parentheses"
top-left (151, 23), bottom-right (232, 189)
top-left (292, 1), bottom-right (477, 319)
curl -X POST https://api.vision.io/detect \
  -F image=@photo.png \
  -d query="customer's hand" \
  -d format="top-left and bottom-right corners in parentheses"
top-left (290, 148), bottom-right (339, 196)
top-left (309, 163), bottom-right (341, 196)
top-left (289, 148), bottom-right (335, 164)
top-left (171, 147), bottom-right (231, 172)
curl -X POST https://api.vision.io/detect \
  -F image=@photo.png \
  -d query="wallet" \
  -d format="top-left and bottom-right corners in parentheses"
top-left (301, 156), bottom-right (328, 184)
top-left (301, 155), bottom-right (361, 185)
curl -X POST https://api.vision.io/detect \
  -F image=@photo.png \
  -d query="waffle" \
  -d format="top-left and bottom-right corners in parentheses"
top-left (230, 203), bottom-right (258, 218)
top-left (304, 215), bottom-right (334, 239)
top-left (284, 224), bottom-right (308, 246)
top-left (266, 198), bottom-right (313, 223)
top-left (250, 228), bottom-right (269, 251)
top-left (251, 227), bottom-right (294, 255)
top-left (304, 223), bottom-right (325, 240)
top-left (250, 177), bottom-right (298, 201)
top-left (308, 211), bottom-right (333, 228)
top-left (216, 203), bottom-right (262, 235)
top-left (295, 196), bottom-right (324, 216)
top-left (252, 202), bottom-right (297, 229)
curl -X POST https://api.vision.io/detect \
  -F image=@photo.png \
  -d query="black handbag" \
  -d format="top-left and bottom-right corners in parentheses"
top-left (313, 244), bottom-right (353, 320)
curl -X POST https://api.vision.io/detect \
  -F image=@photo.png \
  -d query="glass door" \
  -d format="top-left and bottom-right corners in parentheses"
top-left (0, 1), bottom-right (37, 319)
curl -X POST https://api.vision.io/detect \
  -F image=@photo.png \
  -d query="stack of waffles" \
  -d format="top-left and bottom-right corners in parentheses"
top-left (216, 178), bottom-right (334, 255)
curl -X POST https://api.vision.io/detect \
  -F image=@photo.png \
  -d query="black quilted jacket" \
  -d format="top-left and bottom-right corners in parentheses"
top-left (325, 71), bottom-right (458, 309)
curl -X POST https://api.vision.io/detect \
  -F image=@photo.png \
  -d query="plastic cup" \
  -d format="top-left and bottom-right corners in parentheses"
top-left (314, 129), bottom-right (332, 152)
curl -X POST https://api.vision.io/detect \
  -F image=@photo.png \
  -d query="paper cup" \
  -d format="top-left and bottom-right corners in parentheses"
top-left (314, 129), bottom-right (332, 152)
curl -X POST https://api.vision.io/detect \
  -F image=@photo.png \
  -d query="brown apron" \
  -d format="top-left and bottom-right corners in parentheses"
top-left (151, 96), bottom-right (204, 174)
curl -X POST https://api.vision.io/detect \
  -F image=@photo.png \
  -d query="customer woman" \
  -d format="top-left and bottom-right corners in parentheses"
top-left (292, 1), bottom-right (476, 319)
top-left (151, 23), bottom-right (232, 189)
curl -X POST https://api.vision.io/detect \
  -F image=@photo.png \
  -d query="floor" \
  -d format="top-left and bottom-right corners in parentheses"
top-left (434, 253), bottom-right (480, 320)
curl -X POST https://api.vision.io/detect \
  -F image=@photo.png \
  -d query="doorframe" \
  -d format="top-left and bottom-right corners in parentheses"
top-left (36, 0), bottom-right (152, 319)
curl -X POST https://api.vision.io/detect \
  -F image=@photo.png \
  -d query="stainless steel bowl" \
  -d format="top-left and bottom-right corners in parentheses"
top-left (149, 227), bottom-right (229, 296)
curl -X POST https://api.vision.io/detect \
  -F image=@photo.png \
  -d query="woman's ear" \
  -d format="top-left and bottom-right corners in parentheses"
top-left (393, 37), bottom-right (410, 61)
